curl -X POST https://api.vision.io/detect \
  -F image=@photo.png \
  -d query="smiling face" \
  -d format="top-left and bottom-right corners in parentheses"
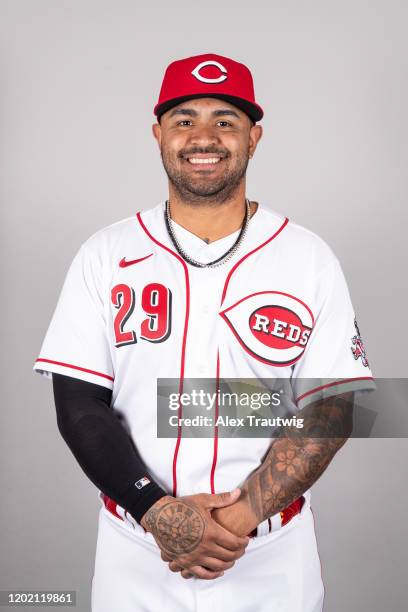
top-left (152, 97), bottom-right (262, 203)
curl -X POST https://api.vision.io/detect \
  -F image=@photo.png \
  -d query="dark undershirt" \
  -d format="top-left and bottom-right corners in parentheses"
top-left (52, 373), bottom-right (167, 523)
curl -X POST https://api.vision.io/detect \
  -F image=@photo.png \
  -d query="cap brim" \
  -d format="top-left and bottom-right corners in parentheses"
top-left (154, 93), bottom-right (264, 123)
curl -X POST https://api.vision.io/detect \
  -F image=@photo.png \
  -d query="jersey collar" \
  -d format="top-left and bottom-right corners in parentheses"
top-left (137, 201), bottom-right (288, 266)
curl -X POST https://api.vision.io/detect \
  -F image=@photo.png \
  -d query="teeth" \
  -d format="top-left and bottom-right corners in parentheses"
top-left (188, 157), bottom-right (221, 164)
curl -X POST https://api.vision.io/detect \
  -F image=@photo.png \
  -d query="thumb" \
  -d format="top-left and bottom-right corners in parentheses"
top-left (206, 488), bottom-right (242, 510)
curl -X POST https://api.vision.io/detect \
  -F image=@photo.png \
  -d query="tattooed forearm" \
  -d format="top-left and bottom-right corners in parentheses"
top-left (144, 499), bottom-right (205, 556)
top-left (240, 392), bottom-right (354, 523)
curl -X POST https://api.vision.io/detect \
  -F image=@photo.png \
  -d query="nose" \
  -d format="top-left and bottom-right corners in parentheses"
top-left (187, 124), bottom-right (221, 148)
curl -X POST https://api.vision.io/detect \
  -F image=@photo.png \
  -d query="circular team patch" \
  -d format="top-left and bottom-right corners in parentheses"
top-left (220, 291), bottom-right (314, 366)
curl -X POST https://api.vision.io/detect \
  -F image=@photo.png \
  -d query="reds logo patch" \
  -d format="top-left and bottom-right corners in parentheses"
top-left (351, 317), bottom-right (369, 367)
top-left (220, 291), bottom-right (314, 366)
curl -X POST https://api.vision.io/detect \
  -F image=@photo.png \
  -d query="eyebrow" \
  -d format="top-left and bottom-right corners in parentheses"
top-left (169, 108), bottom-right (241, 119)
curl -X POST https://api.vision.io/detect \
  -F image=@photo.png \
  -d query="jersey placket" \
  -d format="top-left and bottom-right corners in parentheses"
top-left (169, 221), bottom-right (240, 379)
top-left (169, 223), bottom-right (241, 495)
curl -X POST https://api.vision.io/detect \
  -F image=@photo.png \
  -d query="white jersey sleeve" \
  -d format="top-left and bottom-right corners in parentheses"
top-left (33, 241), bottom-right (114, 390)
top-left (291, 254), bottom-right (375, 409)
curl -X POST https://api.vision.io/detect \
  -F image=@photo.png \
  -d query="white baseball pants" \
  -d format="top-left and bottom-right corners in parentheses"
top-left (91, 501), bottom-right (324, 612)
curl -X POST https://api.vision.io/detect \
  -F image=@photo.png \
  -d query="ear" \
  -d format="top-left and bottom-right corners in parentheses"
top-left (248, 124), bottom-right (263, 158)
top-left (152, 123), bottom-right (162, 149)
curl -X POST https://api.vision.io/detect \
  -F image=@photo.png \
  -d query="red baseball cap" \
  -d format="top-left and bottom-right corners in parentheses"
top-left (154, 53), bottom-right (264, 124)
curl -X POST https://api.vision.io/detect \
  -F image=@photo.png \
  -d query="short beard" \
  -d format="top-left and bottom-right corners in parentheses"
top-left (161, 150), bottom-right (249, 206)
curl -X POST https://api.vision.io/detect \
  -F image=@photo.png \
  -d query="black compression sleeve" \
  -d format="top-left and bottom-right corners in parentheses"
top-left (52, 373), bottom-right (167, 523)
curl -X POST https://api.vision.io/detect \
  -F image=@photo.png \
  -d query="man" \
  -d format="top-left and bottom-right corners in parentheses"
top-left (33, 53), bottom-right (375, 611)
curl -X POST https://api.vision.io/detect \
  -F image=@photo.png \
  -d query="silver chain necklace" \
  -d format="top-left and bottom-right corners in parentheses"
top-left (164, 198), bottom-right (252, 268)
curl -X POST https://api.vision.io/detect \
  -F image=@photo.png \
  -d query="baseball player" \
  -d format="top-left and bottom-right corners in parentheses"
top-left (33, 53), bottom-right (375, 611)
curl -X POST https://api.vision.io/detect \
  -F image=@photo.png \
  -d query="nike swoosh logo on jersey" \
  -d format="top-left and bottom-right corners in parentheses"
top-left (119, 254), bottom-right (153, 268)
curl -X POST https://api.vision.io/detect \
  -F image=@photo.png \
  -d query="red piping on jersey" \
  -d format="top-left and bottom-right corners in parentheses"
top-left (220, 217), bottom-right (289, 307)
top-left (209, 350), bottom-right (221, 494)
top-left (135, 211), bottom-right (190, 498)
top-left (295, 376), bottom-right (374, 403)
top-left (35, 358), bottom-right (114, 382)
top-left (211, 217), bottom-right (289, 493)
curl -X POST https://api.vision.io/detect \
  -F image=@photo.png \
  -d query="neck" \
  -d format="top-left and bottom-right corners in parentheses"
top-left (166, 186), bottom-right (258, 244)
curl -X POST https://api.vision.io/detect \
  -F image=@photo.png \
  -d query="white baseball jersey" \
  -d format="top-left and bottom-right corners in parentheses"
top-left (33, 201), bottom-right (375, 517)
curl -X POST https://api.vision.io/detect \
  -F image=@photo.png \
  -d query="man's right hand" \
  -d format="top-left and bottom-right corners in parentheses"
top-left (140, 488), bottom-right (250, 580)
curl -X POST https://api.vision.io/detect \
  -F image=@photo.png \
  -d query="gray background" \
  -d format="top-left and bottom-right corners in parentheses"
top-left (1, 1), bottom-right (407, 610)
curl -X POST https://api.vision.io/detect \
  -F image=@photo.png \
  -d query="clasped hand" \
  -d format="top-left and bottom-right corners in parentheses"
top-left (141, 488), bottom-right (255, 580)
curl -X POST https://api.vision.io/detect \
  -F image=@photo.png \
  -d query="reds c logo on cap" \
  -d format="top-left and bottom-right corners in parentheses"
top-left (191, 60), bottom-right (228, 84)
top-left (220, 291), bottom-right (314, 366)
